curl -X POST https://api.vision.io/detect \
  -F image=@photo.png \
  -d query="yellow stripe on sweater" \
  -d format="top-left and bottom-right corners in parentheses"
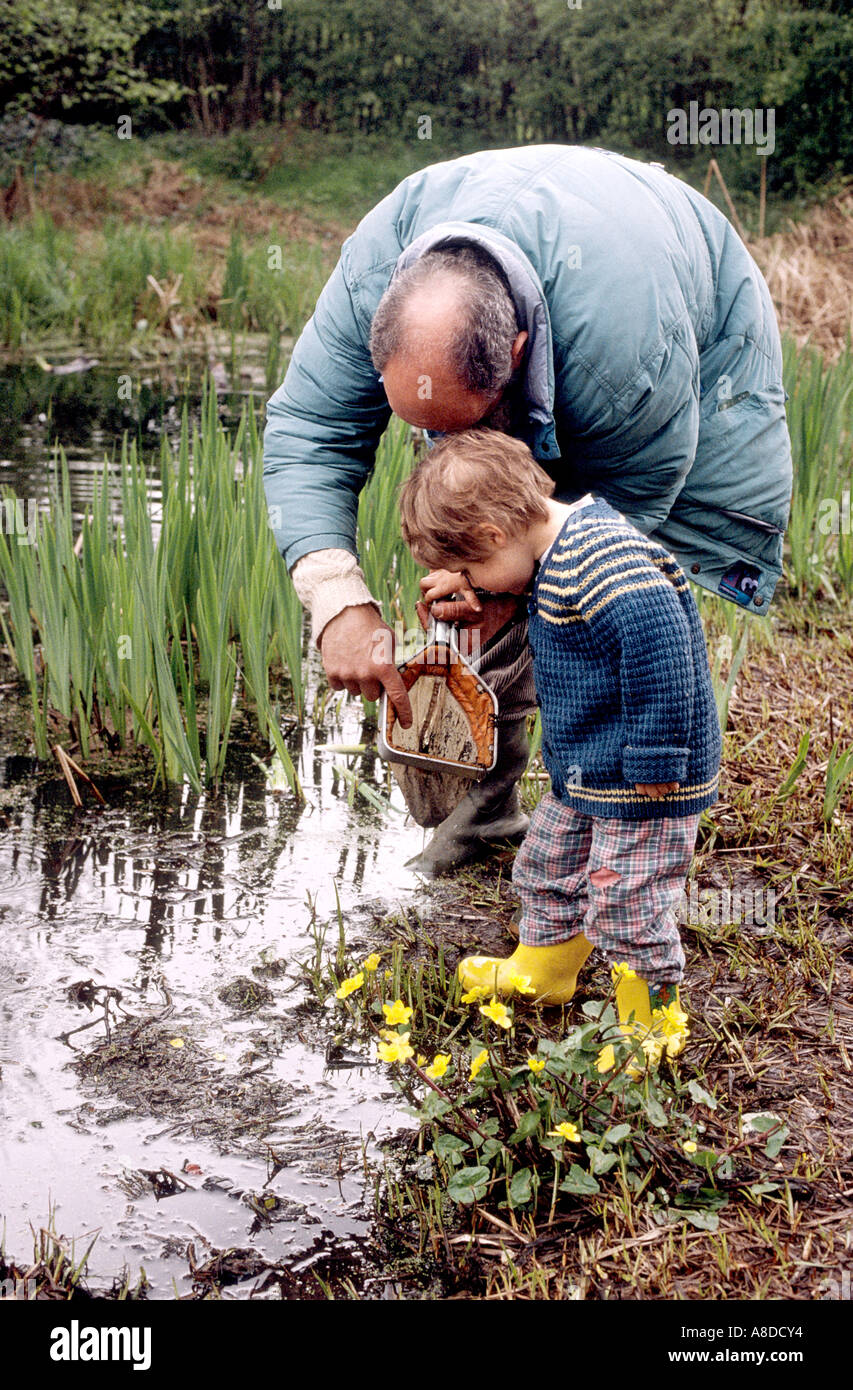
top-left (539, 558), bottom-right (687, 605)
top-left (553, 522), bottom-right (657, 553)
top-left (544, 564), bottom-right (677, 608)
top-left (549, 533), bottom-right (684, 579)
top-left (545, 534), bottom-right (673, 580)
top-left (539, 575), bottom-right (689, 622)
top-left (550, 523), bottom-right (635, 562)
top-left (550, 527), bottom-right (682, 566)
top-left (559, 771), bottom-right (720, 802)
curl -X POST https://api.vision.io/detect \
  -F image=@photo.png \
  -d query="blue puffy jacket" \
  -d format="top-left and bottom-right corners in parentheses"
top-left (264, 145), bottom-right (792, 614)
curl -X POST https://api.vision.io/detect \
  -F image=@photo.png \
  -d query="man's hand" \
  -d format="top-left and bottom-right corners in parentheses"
top-left (635, 782), bottom-right (680, 798)
top-left (320, 604), bottom-right (413, 728)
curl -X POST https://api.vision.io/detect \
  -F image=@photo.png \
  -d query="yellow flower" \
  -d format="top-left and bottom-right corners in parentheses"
top-left (648, 1004), bottom-right (689, 1060)
top-left (479, 997), bottom-right (513, 1029)
top-left (469, 1049), bottom-right (489, 1081)
top-left (548, 1121), bottom-right (580, 1143)
top-left (508, 972), bottom-right (536, 996)
top-left (461, 986), bottom-right (488, 1004)
top-left (363, 953), bottom-right (382, 972)
top-left (168, 1038), bottom-right (185, 1049)
top-left (641, 1034), bottom-right (665, 1067)
top-left (596, 1044), bottom-right (616, 1073)
top-left (384, 969), bottom-right (392, 980)
top-left (611, 963), bottom-right (638, 983)
top-left (527, 1056), bottom-right (546, 1074)
top-left (335, 972), bottom-right (364, 1000)
top-left (416, 1053), bottom-right (427, 1067)
top-left (382, 999), bottom-right (413, 1026)
top-left (652, 1002), bottom-right (689, 1037)
top-left (377, 1032), bottom-right (415, 1064)
top-left (683, 1140), bottom-right (698, 1154)
top-left (424, 1053), bottom-right (451, 1081)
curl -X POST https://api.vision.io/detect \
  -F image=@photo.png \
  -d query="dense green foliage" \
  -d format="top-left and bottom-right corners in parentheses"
top-left (0, 0), bottom-right (849, 193)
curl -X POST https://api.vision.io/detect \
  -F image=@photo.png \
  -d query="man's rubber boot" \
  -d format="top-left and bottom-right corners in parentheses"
top-left (615, 973), bottom-right (689, 1064)
top-left (458, 934), bottom-right (594, 1006)
top-left (406, 717), bottom-right (531, 877)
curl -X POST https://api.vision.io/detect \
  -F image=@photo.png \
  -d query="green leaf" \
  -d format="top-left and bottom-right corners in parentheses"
top-left (687, 1079), bottom-right (717, 1110)
top-left (580, 1000), bottom-right (610, 1023)
top-left (765, 1124), bottom-right (789, 1159)
top-left (433, 1134), bottom-right (468, 1161)
top-left (777, 730), bottom-right (810, 799)
top-left (642, 1095), bottom-right (668, 1128)
top-left (419, 1091), bottom-right (451, 1120)
top-left (674, 1187), bottom-right (728, 1211)
top-left (743, 1111), bottom-right (781, 1134)
top-left (680, 1209), bottom-right (720, 1232)
top-left (560, 1022), bottom-right (602, 1051)
top-left (470, 1118), bottom-right (500, 1146)
top-left (508, 1168), bottom-right (534, 1207)
top-left (588, 1146), bottom-right (620, 1175)
top-left (693, 1148), bottom-right (720, 1173)
top-left (508, 1111), bottom-right (542, 1144)
top-left (602, 1123), bottom-right (631, 1146)
top-left (447, 1166), bottom-right (491, 1205)
top-left (559, 1165), bottom-right (601, 1196)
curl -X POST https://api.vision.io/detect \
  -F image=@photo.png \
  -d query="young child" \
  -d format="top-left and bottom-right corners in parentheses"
top-left (398, 429), bottom-right (723, 1050)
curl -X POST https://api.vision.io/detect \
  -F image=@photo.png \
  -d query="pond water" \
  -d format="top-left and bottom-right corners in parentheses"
top-left (0, 347), bottom-right (270, 522)
top-left (0, 352), bottom-right (443, 1298)
top-left (0, 649), bottom-right (439, 1297)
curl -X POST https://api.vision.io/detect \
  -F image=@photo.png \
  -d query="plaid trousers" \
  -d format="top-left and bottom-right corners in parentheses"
top-left (512, 792), bottom-right (701, 985)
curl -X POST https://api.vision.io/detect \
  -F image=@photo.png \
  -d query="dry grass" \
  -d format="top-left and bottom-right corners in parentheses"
top-left (751, 186), bottom-right (853, 360)
top-left (35, 156), bottom-right (351, 252)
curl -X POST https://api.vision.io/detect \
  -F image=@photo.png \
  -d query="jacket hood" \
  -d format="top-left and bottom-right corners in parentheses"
top-left (391, 221), bottom-right (560, 461)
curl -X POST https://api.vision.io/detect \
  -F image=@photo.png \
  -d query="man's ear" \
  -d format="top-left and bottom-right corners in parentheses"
top-left (510, 331), bottom-right (529, 371)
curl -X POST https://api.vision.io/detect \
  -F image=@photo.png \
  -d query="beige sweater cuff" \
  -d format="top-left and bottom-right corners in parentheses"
top-left (290, 548), bottom-right (382, 647)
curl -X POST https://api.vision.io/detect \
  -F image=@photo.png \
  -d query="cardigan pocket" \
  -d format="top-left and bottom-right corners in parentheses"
top-left (622, 745), bottom-right (690, 785)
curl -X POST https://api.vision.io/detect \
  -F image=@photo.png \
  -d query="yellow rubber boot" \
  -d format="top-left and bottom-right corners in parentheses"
top-left (614, 972), bottom-right (689, 1065)
top-left (458, 934), bottom-right (594, 1006)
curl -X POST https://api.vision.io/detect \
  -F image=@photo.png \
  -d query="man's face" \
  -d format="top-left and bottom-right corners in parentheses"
top-left (381, 356), bottom-right (503, 433)
top-left (380, 330), bottom-right (528, 435)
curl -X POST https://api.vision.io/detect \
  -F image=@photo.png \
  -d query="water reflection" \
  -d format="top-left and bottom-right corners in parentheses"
top-left (0, 356), bottom-right (264, 523)
top-left (0, 638), bottom-right (428, 1294)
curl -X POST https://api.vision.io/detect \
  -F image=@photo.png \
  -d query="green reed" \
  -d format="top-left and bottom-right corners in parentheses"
top-left (357, 415), bottom-right (423, 632)
top-left (0, 378), bottom-right (303, 794)
top-left (783, 336), bottom-right (853, 601)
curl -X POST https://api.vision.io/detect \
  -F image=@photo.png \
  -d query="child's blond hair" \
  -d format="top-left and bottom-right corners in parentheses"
top-left (399, 428), bottom-right (555, 568)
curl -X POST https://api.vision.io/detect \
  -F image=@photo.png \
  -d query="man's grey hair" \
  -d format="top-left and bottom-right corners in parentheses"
top-left (368, 245), bottom-right (519, 395)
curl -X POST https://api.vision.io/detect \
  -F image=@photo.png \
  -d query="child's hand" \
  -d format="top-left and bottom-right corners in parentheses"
top-left (416, 569), bottom-right (483, 630)
top-left (419, 569), bottom-right (481, 609)
top-left (635, 782), bottom-right (680, 798)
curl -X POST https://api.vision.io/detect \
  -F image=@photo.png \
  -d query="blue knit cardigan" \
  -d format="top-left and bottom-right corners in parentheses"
top-left (527, 498), bottom-right (722, 819)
